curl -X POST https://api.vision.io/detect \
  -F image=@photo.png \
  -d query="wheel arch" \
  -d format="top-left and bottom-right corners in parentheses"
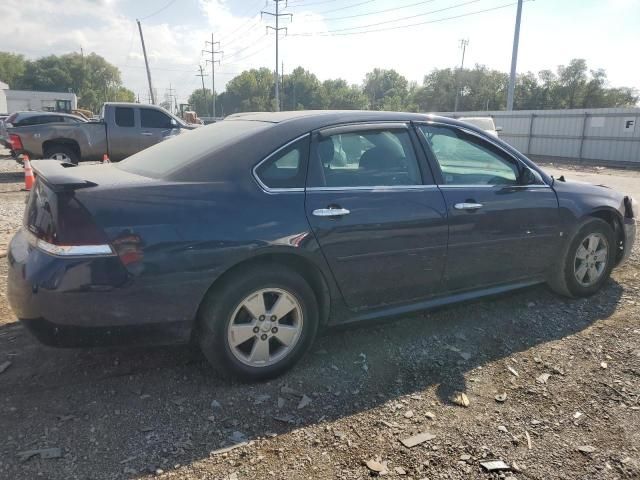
top-left (587, 207), bottom-right (625, 264)
top-left (42, 138), bottom-right (81, 158)
top-left (194, 251), bottom-right (332, 330)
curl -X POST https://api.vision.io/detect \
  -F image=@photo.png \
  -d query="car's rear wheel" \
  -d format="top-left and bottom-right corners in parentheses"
top-left (197, 266), bottom-right (319, 380)
top-left (44, 145), bottom-right (79, 164)
top-left (548, 217), bottom-right (615, 297)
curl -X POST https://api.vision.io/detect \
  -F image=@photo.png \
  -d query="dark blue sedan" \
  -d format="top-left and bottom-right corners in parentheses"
top-left (7, 111), bottom-right (636, 379)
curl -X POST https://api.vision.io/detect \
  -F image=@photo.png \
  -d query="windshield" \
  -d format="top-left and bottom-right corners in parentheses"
top-left (115, 119), bottom-right (270, 178)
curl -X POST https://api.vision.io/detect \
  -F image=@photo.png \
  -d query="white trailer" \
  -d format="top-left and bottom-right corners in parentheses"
top-left (4, 89), bottom-right (77, 114)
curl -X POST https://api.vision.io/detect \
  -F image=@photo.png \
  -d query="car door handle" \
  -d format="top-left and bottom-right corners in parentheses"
top-left (454, 202), bottom-right (483, 210)
top-left (140, 132), bottom-right (153, 136)
top-left (312, 207), bottom-right (350, 217)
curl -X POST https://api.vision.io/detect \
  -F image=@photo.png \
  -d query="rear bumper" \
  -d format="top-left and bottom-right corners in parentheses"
top-left (7, 228), bottom-right (192, 347)
top-left (620, 217), bottom-right (636, 265)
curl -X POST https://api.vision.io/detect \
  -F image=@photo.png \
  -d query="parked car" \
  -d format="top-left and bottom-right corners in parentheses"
top-left (7, 111), bottom-right (636, 380)
top-left (7, 102), bottom-right (197, 164)
top-left (459, 116), bottom-right (502, 137)
top-left (2, 111), bottom-right (86, 158)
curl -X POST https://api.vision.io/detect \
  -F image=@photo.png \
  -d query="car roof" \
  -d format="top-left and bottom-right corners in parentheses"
top-left (225, 110), bottom-right (459, 128)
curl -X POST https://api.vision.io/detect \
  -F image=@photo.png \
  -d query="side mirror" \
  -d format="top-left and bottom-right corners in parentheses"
top-left (521, 167), bottom-right (540, 185)
top-left (495, 126), bottom-right (503, 132)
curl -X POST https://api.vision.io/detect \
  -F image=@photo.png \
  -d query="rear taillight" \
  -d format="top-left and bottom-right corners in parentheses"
top-left (55, 195), bottom-right (110, 246)
top-left (25, 183), bottom-right (113, 256)
top-left (9, 133), bottom-right (23, 151)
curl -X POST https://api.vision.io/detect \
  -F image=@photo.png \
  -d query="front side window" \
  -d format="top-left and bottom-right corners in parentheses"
top-left (255, 136), bottom-right (309, 189)
top-left (418, 125), bottom-right (519, 186)
top-left (141, 109), bottom-right (173, 129)
top-left (115, 107), bottom-right (135, 127)
top-left (308, 128), bottom-right (422, 188)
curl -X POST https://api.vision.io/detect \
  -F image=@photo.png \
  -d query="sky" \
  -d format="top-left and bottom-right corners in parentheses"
top-left (1, 0), bottom-right (639, 106)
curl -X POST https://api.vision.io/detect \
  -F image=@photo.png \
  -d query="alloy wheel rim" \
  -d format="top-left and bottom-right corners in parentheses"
top-left (50, 153), bottom-right (71, 162)
top-left (574, 233), bottom-right (608, 287)
top-left (226, 288), bottom-right (303, 368)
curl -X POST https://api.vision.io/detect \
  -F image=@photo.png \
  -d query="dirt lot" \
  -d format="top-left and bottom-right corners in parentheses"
top-left (0, 150), bottom-right (639, 480)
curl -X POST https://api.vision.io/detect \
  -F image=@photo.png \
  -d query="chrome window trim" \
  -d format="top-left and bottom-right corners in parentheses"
top-left (439, 184), bottom-right (551, 189)
top-left (25, 229), bottom-right (115, 257)
top-left (306, 185), bottom-right (438, 192)
top-left (415, 120), bottom-right (550, 188)
top-left (252, 133), bottom-right (311, 194)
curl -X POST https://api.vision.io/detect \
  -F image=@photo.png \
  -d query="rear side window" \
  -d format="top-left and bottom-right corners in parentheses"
top-left (115, 107), bottom-right (135, 127)
top-left (115, 120), bottom-right (270, 178)
top-left (141, 109), bottom-right (173, 129)
top-left (308, 128), bottom-right (422, 188)
top-left (255, 136), bottom-right (309, 189)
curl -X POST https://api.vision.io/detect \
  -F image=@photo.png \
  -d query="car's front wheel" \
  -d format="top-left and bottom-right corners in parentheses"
top-left (548, 217), bottom-right (616, 297)
top-left (197, 266), bottom-right (319, 380)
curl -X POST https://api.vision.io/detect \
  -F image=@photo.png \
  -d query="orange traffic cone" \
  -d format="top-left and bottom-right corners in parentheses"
top-left (102, 153), bottom-right (111, 164)
top-left (23, 155), bottom-right (35, 191)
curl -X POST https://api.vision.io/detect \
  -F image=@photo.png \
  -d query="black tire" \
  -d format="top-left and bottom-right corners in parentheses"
top-left (548, 217), bottom-right (616, 298)
top-left (44, 145), bottom-right (79, 164)
top-left (197, 266), bottom-right (319, 380)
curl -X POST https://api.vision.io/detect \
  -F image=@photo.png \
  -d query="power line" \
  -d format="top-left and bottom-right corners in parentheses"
top-left (322, 0), bottom-right (439, 22)
top-left (291, 1), bottom-right (526, 36)
top-left (224, 42), bottom-right (273, 65)
top-left (289, 0), bottom-right (376, 14)
top-left (217, 1), bottom-right (265, 44)
top-left (293, 0), bottom-right (482, 35)
top-left (139, 0), bottom-right (177, 20)
top-left (286, 0), bottom-right (342, 7)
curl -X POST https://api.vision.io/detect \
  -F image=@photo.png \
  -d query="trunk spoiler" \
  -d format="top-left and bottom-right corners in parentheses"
top-left (31, 160), bottom-right (98, 191)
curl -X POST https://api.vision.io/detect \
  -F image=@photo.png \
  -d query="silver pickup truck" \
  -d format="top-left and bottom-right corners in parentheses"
top-left (7, 102), bottom-right (198, 163)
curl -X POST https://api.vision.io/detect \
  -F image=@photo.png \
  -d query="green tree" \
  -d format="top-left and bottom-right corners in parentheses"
top-left (282, 67), bottom-right (326, 110)
top-left (188, 88), bottom-right (215, 116)
top-left (3, 51), bottom-right (130, 113)
top-left (363, 68), bottom-right (409, 110)
top-left (223, 68), bottom-right (275, 113)
top-left (0, 52), bottom-right (26, 87)
top-left (322, 79), bottom-right (368, 110)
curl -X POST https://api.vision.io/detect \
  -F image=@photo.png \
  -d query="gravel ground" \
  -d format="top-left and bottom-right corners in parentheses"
top-left (0, 149), bottom-right (639, 480)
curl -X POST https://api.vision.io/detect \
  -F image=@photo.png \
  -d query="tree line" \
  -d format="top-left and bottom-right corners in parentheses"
top-left (1, 51), bottom-right (635, 117)
top-left (0, 51), bottom-right (135, 113)
top-left (189, 58), bottom-right (637, 117)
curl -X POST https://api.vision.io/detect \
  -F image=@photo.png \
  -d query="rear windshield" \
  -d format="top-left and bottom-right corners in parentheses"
top-left (115, 120), bottom-right (270, 178)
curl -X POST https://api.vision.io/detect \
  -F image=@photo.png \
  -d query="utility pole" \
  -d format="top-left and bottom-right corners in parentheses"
top-left (453, 39), bottom-right (469, 112)
top-left (196, 65), bottom-right (208, 94)
top-left (167, 84), bottom-right (176, 113)
top-left (262, 0), bottom-right (292, 112)
top-left (506, 0), bottom-right (523, 111)
top-left (196, 65), bottom-right (209, 116)
top-left (136, 19), bottom-right (155, 105)
top-left (203, 35), bottom-right (222, 118)
top-left (281, 60), bottom-right (285, 111)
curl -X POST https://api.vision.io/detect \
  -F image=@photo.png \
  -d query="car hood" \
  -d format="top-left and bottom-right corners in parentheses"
top-left (552, 177), bottom-right (623, 200)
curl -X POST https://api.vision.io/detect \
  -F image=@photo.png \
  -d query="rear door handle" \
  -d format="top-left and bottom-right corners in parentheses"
top-left (140, 132), bottom-right (153, 136)
top-left (454, 202), bottom-right (483, 210)
top-left (312, 207), bottom-right (350, 217)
